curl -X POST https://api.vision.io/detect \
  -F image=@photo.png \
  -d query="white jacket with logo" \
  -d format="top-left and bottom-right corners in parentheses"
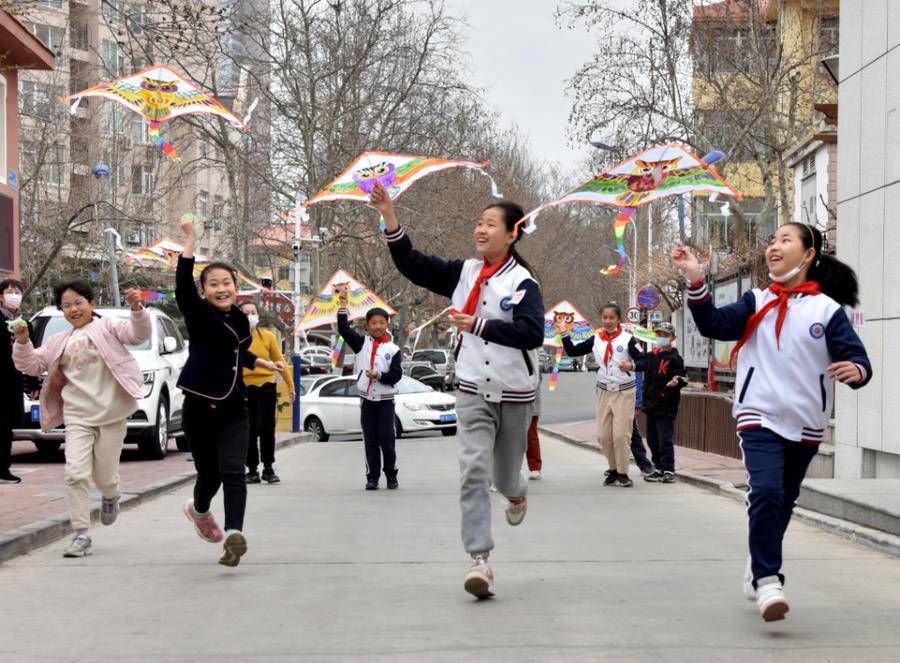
top-left (561, 328), bottom-right (643, 392)
top-left (337, 311), bottom-right (402, 401)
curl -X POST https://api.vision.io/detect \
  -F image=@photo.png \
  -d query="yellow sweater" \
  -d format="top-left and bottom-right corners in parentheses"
top-left (243, 328), bottom-right (295, 392)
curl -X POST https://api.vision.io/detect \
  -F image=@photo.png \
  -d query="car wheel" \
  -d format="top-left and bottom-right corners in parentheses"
top-left (441, 427), bottom-right (457, 437)
top-left (34, 440), bottom-right (62, 456)
top-left (138, 398), bottom-right (169, 460)
top-left (174, 435), bottom-right (190, 452)
top-left (304, 416), bottom-right (329, 442)
top-left (394, 416), bottom-right (404, 439)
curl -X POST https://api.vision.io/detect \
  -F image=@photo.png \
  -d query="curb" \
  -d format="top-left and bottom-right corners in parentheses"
top-left (0, 432), bottom-right (312, 565)
top-left (539, 427), bottom-right (900, 559)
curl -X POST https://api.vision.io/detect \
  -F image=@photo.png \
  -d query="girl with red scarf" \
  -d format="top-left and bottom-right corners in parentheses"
top-left (372, 182), bottom-right (544, 601)
top-left (558, 303), bottom-right (646, 487)
top-left (674, 223), bottom-right (871, 623)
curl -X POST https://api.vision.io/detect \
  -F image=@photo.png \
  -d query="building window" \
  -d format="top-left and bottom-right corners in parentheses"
top-left (70, 21), bottom-right (92, 52)
top-left (36, 144), bottom-right (66, 186)
top-left (131, 165), bottom-right (154, 195)
top-left (819, 16), bottom-right (839, 55)
top-left (19, 80), bottom-right (61, 118)
top-left (102, 0), bottom-right (123, 26)
top-left (212, 195), bottom-right (224, 230)
top-left (29, 23), bottom-right (65, 53)
top-left (0, 76), bottom-right (6, 185)
top-left (36, 0), bottom-right (64, 9)
top-left (100, 39), bottom-right (127, 77)
top-left (130, 115), bottom-right (150, 144)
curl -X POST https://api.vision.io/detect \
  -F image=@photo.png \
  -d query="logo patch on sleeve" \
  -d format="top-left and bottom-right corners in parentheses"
top-left (809, 323), bottom-right (825, 339)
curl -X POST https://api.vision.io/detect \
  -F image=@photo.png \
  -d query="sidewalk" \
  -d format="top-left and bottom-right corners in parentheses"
top-left (1, 434), bottom-right (898, 662)
top-left (0, 432), bottom-right (307, 564)
top-left (541, 420), bottom-right (900, 556)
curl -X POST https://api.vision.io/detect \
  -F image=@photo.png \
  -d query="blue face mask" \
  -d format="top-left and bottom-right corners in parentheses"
top-left (655, 337), bottom-right (671, 348)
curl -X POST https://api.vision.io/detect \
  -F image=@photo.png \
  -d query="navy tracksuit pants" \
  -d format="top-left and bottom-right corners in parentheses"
top-left (360, 398), bottom-right (397, 483)
top-left (739, 427), bottom-right (818, 585)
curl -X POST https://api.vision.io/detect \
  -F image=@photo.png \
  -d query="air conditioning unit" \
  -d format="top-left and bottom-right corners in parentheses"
top-left (72, 163), bottom-right (89, 176)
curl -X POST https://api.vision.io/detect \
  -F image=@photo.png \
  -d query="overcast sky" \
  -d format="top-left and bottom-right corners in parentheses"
top-left (444, 0), bottom-right (598, 168)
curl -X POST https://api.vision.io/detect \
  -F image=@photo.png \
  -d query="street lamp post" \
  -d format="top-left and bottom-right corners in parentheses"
top-left (92, 164), bottom-right (119, 306)
top-left (290, 203), bottom-right (322, 433)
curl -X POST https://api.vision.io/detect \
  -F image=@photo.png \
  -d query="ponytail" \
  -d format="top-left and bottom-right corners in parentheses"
top-left (485, 200), bottom-right (540, 283)
top-left (787, 222), bottom-right (859, 307)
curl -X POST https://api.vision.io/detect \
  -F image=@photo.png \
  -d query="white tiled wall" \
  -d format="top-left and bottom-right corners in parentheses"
top-left (834, 2), bottom-right (899, 473)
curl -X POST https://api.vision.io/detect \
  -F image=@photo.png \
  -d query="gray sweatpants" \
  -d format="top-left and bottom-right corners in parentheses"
top-left (456, 391), bottom-right (533, 557)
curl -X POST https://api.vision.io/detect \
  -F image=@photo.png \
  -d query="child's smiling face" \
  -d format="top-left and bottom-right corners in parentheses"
top-left (367, 315), bottom-right (389, 339)
top-left (200, 268), bottom-right (237, 311)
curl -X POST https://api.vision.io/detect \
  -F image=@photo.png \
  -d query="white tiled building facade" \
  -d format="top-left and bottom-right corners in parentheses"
top-left (834, 1), bottom-right (900, 478)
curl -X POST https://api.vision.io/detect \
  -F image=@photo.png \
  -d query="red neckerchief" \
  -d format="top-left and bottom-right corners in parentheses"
top-left (366, 334), bottom-right (388, 394)
top-left (599, 327), bottom-right (623, 367)
top-left (730, 281), bottom-right (821, 366)
top-left (458, 258), bottom-right (508, 316)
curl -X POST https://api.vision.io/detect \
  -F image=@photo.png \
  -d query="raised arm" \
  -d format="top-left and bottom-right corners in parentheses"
top-left (560, 332), bottom-right (595, 357)
top-left (336, 309), bottom-right (366, 354)
top-left (12, 325), bottom-right (55, 377)
top-left (105, 289), bottom-right (151, 345)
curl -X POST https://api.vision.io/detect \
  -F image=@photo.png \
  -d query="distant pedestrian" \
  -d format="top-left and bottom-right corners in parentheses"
top-left (336, 292), bottom-right (402, 490)
top-left (373, 181), bottom-right (543, 600)
top-left (675, 223), bottom-right (872, 622)
top-left (13, 281), bottom-right (150, 557)
top-left (1, 278), bottom-right (39, 484)
top-left (240, 302), bottom-right (295, 485)
top-left (176, 217), bottom-right (285, 567)
top-left (559, 303), bottom-right (644, 487)
top-left (640, 322), bottom-right (688, 484)
top-left (526, 378), bottom-right (542, 479)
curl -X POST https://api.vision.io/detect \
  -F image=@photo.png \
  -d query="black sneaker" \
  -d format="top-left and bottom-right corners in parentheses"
top-left (365, 480), bottom-right (379, 490)
top-left (661, 471), bottom-right (676, 483)
top-left (644, 470), bottom-right (664, 483)
top-left (246, 471), bottom-right (261, 484)
top-left (603, 470), bottom-right (618, 486)
top-left (615, 474), bottom-right (634, 487)
top-left (261, 467), bottom-right (280, 484)
top-left (0, 471), bottom-right (22, 484)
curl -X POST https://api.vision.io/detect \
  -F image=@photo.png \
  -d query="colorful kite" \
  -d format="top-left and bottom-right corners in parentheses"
top-left (298, 151), bottom-right (502, 232)
top-left (63, 65), bottom-right (248, 161)
top-left (296, 269), bottom-right (396, 334)
top-left (518, 145), bottom-right (741, 275)
top-left (543, 300), bottom-right (593, 391)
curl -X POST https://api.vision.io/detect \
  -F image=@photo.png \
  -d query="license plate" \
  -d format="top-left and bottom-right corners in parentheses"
top-left (30, 405), bottom-right (40, 423)
top-left (440, 413), bottom-right (456, 423)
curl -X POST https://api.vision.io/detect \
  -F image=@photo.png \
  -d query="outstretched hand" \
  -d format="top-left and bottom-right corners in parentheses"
top-left (671, 244), bottom-right (703, 283)
top-left (369, 182), bottom-right (393, 215)
top-left (179, 213), bottom-right (198, 238)
top-left (123, 288), bottom-right (143, 311)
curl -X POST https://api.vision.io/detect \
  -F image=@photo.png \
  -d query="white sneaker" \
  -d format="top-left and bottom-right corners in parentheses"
top-left (505, 497), bottom-right (527, 526)
top-left (464, 555), bottom-right (495, 599)
top-left (528, 470), bottom-right (542, 480)
top-left (742, 556), bottom-right (756, 601)
top-left (756, 580), bottom-right (789, 622)
top-left (63, 533), bottom-right (92, 558)
top-left (100, 495), bottom-right (120, 526)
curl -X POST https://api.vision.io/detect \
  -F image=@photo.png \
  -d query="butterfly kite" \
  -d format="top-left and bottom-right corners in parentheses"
top-left (543, 300), bottom-right (593, 391)
top-left (297, 151), bottom-right (502, 232)
top-left (295, 269), bottom-right (396, 367)
top-left (63, 65), bottom-right (249, 161)
top-left (518, 144), bottom-right (741, 275)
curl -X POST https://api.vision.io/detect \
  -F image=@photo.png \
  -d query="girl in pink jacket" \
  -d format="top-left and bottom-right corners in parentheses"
top-left (13, 281), bottom-right (150, 558)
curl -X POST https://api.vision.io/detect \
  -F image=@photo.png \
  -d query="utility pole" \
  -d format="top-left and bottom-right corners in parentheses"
top-left (92, 164), bottom-right (119, 306)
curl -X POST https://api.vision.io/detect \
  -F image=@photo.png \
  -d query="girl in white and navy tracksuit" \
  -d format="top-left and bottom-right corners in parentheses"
top-left (337, 307), bottom-right (403, 489)
top-left (374, 185), bottom-right (544, 599)
top-left (560, 304), bottom-right (645, 486)
top-left (677, 222), bottom-right (871, 621)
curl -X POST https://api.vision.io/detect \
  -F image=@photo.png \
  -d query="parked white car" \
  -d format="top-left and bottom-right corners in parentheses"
top-left (301, 375), bottom-right (457, 441)
top-left (13, 306), bottom-right (189, 459)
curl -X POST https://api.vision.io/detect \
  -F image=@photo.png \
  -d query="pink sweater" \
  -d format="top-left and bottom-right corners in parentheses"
top-left (13, 309), bottom-right (152, 431)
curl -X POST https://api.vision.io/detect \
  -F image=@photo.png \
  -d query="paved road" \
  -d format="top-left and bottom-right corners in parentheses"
top-left (2, 433), bottom-right (898, 662)
top-left (539, 370), bottom-right (596, 424)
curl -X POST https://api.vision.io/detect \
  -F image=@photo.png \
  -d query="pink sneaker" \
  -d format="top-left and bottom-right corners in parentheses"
top-left (183, 500), bottom-right (223, 543)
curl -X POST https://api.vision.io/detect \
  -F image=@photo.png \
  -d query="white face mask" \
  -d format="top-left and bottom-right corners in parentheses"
top-left (247, 314), bottom-right (259, 328)
top-left (655, 337), bottom-right (671, 348)
top-left (3, 293), bottom-right (22, 310)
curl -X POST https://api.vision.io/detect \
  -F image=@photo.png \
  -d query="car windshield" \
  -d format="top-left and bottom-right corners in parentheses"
top-left (33, 314), bottom-right (152, 351)
top-left (396, 376), bottom-right (432, 394)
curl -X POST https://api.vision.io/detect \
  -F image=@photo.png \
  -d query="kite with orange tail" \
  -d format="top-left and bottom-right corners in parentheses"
top-left (62, 65), bottom-right (250, 162)
top-left (515, 145), bottom-right (741, 275)
top-left (543, 301), bottom-right (593, 391)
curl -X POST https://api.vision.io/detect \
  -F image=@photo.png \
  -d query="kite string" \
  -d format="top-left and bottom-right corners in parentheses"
top-left (600, 206), bottom-right (636, 276)
top-left (148, 120), bottom-right (179, 161)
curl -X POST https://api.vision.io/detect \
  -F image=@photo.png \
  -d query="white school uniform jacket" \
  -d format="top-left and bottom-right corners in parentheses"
top-left (687, 280), bottom-right (872, 443)
top-left (337, 311), bottom-right (402, 402)
top-left (561, 329), bottom-right (643, 392)
top-left (386, 226), bottom-right (545, 404)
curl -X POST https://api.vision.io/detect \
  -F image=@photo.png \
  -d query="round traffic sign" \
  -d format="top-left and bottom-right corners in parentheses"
top-left (637, 286), bottom-right (661, 311)
top-left (626, 307), bottom-right (641, 323)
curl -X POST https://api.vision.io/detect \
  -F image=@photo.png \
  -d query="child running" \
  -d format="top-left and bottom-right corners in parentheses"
top-left (336, 293), bottom-right (403, 490)
top-left (240, 302), bottom-right (295, 485)
top-left (371, 181), bottom-right (544, 599)
top-left (640, 322), bottom-right (688, 484)
top-left (558, 303), bottom-right (644, 487)
top-left (13, 281), bottom-right (150, 557)
top-left (674, 223), bottom-right (872, 622)
top-left (176, 217), bottom-right (284, 567)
